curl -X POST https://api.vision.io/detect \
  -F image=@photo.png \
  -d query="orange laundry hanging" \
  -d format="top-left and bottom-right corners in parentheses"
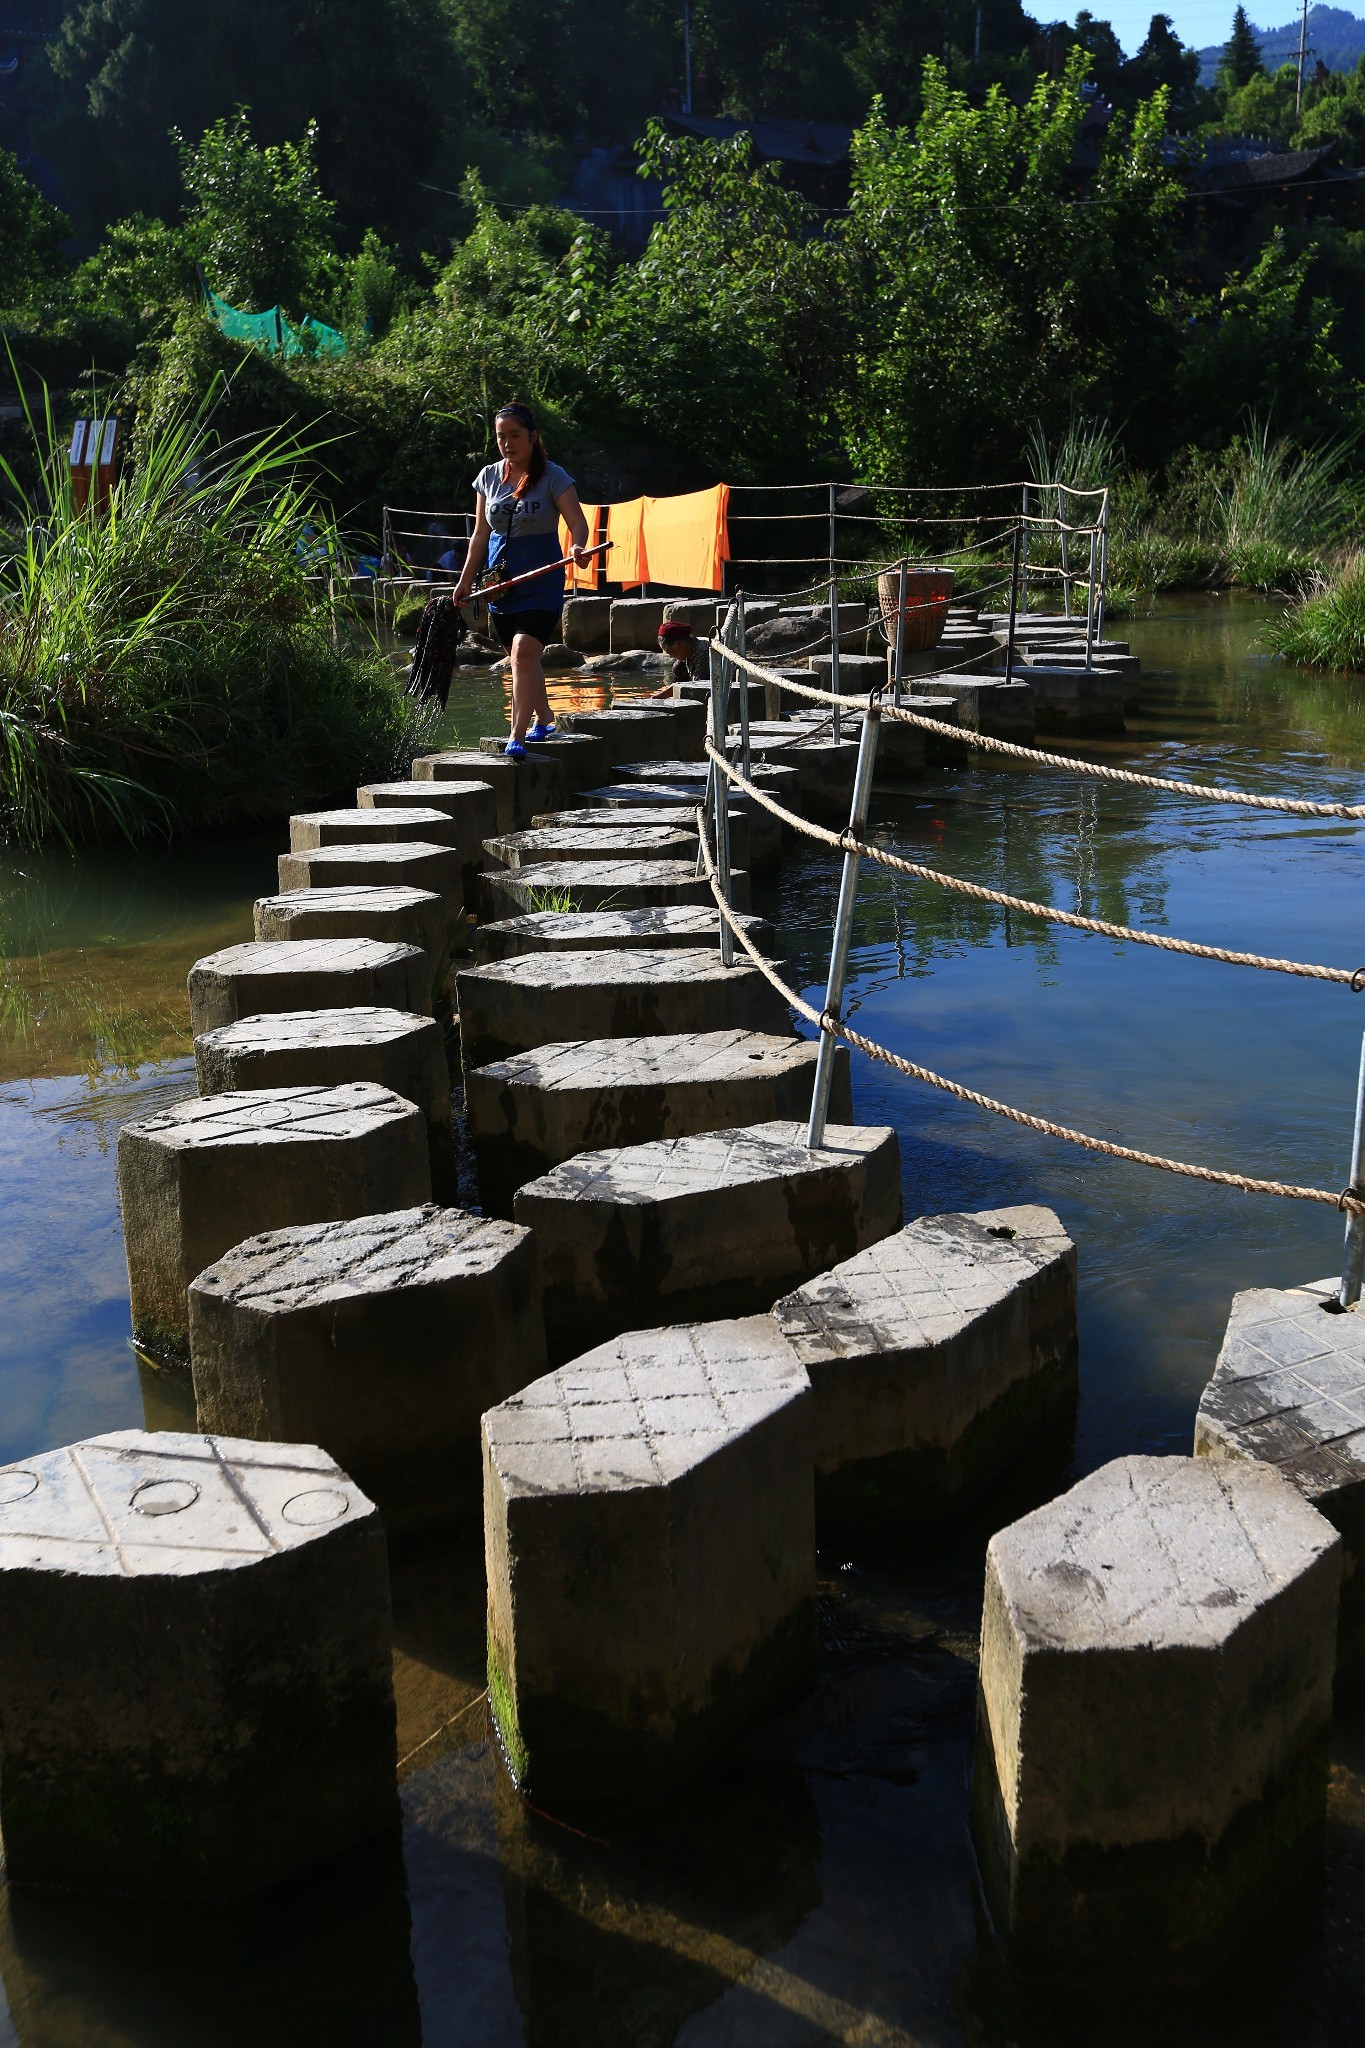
top-left (639, 484), bottom-right (730, 592)
top-left (559, 503), bottom-right (604, 590)
top-left (605, 497), bottom-right (647, 588)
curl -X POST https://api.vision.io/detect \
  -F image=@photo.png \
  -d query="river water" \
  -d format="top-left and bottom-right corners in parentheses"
top-left (0, 598), bottom-right (1363, 2044)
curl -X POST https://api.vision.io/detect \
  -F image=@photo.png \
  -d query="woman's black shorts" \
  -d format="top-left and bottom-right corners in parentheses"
top-left (490, 608), bottom-right (560, 651)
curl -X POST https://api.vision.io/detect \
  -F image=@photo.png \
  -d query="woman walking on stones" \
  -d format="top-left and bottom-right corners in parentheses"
top-left (453, 404), bottom-right (589, 758)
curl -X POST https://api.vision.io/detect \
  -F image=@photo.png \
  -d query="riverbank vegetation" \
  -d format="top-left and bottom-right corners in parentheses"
top-left (0, 391), bottom-right (432, 846)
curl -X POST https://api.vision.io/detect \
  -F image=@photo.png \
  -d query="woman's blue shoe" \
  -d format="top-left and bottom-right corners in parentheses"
top-left (504, 738), bottom-right (527, 760)
top-left (528, 720), bottom-right (557, 741)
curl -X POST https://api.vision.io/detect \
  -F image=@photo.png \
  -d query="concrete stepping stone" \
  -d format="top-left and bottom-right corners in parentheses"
top-left (472, 904), bottom-right (775, 965)
top-left (481, 822), bottom-right (697, 871)
top-left (516, 1118), bottom-right (902, 1355)
top-left (275, 842), bottom-right (466, 950)
top-left (562, 594), bottom-right (612, 651)
top-left (570, 784), bottom-right (780, 867)
top-left (771, 1203), bottom-right (1077, 1526)
top-left (561, 706), bottom-right (701, 765)
top-left (531, 803), bottom-right (753, 872)
top-left (482, 1318), bottom-right (815, 1798)
top-left (478, 730), bottom-right (610, 792)
top-left (613, 756), bottom-right (804, 814)
top-left (117, 1084), bottom-right (430, 1360)
top-left (357, 778), bottom-right (498, 886)
top-left (1195, 1277), bottom-right (1365, 1676)
top-left (918, 675), bottom-right (1036, 740)
top-left (972, 1454), bottom-right (1340, 1978)
top-left (455, 947), bottom-right (792, 1070)
top-left (476, 859), bottom-right (749, 926)
top-left (194, 1006), bottom-right (455, 1197)
top-left (189, 1207), bottom-right (545, 1535)
top-left (812, 652), bottom-right (887, 698)
top-left (792, 700), bottom-right (931, 777)
top-left (607, 596), bottom-right (665, 651)
top-left (468, 1029), bottom-right (845, 1215)
top-left (1018, 666), bottom-right (1126, 735)
top-left (252, 886), bottom-right (447, 981)
top-left (412, 749), bottom-right (565, 832)
top-left (0, 1430), bottom-right (395, 1898)
top-left (738, 726), bottom-right (861, 816)
top-left (189, 937), bottom-right (431, 1036)
top-left (288, 806), bottom-right (460, 852)
top-left (1021, 650), bottom-right (1141, 708)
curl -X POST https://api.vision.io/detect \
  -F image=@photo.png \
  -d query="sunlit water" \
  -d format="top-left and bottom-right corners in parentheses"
top-left (1, 600), bottom-right (1364, 2044)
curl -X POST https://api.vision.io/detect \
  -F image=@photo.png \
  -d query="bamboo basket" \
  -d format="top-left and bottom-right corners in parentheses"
top-left (877, 567), bottom-right (956, 652)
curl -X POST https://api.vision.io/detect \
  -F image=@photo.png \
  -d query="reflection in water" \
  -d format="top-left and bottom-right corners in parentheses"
top-left (0, 599), bottom-right (1362, 2041)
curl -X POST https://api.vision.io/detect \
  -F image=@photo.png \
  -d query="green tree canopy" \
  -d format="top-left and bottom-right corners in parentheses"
top-left (0, 151), bottom-right (69, 310)
top-left (1218, 5), bottom-right (1265, 91)
top-left (179, 112), bottom-right (336, 311)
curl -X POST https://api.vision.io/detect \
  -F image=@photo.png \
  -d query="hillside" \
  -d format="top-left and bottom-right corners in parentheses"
top-left (1198, 5), bottom-right (1365, 83)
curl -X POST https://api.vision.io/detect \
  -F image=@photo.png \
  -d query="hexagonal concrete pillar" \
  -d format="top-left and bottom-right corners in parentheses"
top-left (467, 1029), bottom-right (845, 1216)
top-left (358, 778), bottom-right (498, 893)
top-left (1195, 1278), bottom-right (1365, 1678)
top-left (482, 823), bottom-right (697, 871)
top-left (455, 947), bottom-right (792, 1070)
top-left (117, 1084), bottom-right (430, 1360)
top-left (193, 1007), bottom-right (455, 1198)
top-left (288, 807), bottom-right (461, 852)
top-left (190, 1207), bottom-right (545, 1533)
top-left (472, 905), bottom-right (774, 966)
top-left (412, 749), bottom-right (565, 831)
top-left (189, 939), bottom-right (431, 1037)
top-left (252, 887), bottom-right (447, 982)
top-left (516, 1119), bottom-right (902, 1357)
top-left (275, 843), bottom-right (465, 953)
top-left (972, 1455), bottom-right (1341, 1979)
top-left (540, 800), bottom-right (759, 872)
top-left (483, 1317), bottom-right (815, 1799)
top-left (476, 859), bottom-right (747, 926)
top-left (771, 1203), bottom-right (1077, 1527)
top-left (0, 1431), bottom-right (396, 1898)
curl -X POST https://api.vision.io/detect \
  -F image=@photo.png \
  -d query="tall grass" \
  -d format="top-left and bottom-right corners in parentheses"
top-left (0, 382), bottom-right (438, 846)
top-left (1265, 553), bottom-right (1365, 671)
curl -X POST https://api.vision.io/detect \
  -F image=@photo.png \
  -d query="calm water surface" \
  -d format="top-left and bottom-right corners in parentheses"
top-left (1, 599), bottom-right (1363, 2044)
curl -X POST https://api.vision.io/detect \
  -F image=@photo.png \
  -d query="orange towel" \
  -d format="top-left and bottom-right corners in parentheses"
top-left (606, 497), bottom-right (648, 589)
top-left (639, 483), bottom-right (730, 592)
top-left (560, 504), bottom-right (604, 590)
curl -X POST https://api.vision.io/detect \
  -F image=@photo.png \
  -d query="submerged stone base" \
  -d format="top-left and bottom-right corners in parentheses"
top-left (467, 1029), bottom-right (845, 1215)
top-left (190, 1207), bottom-right (545, 1533)
top-left (971, 1455), bottom-right (1340, 1980)
top-left (515, 1119), bottom-right (902, 1356)
top-left (483, 1317), bottom-right (815, 1800)
top-left (1195, 1278), bottom-right (1365, 1678)
top-left (772, 1202), bottom-right (1077, 1527)
top-left (0, 1432), bottom-right (396, 1899)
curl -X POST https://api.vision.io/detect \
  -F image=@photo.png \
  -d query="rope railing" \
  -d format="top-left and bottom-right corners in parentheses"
top-left (692, 817), bottom-right (1365, 1219)
top-left (708, 639), bottom-right (1365, 822)
top-left (703, 741), bottom-right (1365, 989)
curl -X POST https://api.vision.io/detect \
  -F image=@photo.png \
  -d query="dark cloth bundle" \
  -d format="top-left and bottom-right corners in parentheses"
top-left (406, 595), bottom-right (469, 709)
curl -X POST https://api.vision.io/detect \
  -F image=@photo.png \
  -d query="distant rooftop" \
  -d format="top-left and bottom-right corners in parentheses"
top-left (663, 114), bottom-right (853, 169)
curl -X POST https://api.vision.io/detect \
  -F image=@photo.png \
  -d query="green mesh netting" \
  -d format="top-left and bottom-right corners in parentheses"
top-left (204, 288), bottom-right (346, 359)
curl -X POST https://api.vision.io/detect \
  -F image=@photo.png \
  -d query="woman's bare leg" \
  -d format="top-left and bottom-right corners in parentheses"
top-left (509, 633), bottom-right (544, 741)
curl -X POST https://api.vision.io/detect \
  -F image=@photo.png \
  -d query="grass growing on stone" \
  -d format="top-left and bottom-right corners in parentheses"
top-left (0, 381), bottom-right (438, 847)
top-left (1266, 554), bottom-right (1365, 671)
top-left (522, 885), bottom-right (582, 913)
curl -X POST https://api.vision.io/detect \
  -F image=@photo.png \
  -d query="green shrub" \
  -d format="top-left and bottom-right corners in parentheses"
top-left (1265, 554), bottom-right (1365, 670)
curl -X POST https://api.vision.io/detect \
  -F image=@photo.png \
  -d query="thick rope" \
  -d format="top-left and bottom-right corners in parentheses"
top-left (693, 823), bottom-right (1364, 1217)
top-left (704, 742), bottom-right (1364, 988)
top-left (709, 640), bottom-right (1365, 822)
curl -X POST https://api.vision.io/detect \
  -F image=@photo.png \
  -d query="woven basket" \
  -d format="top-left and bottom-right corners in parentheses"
top-left (877, 567), bottom-right (956, 652)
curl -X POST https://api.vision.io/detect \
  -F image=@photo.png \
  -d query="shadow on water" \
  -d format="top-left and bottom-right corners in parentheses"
top-left (0, 597), bottom-right (1363, 2041)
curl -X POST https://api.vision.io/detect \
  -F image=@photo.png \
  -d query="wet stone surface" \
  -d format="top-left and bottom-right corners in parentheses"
top-left (455, 947), bottom-right (792, 1069)
top-left (190, 1206), bottom-right (545, 1534)
top-left (0, 1430), bottom-right (396, 1897)
top-left (1195, 1279), bottom-right (1365, 1673)
top-left (466, 1029), bottom-right (844, 1217)
top-left (483, 1316), bottom-right (815, 1798)
top-left (515, 1118), bottom-right (902, 1356)
top-left (471, 904), bottom-right (774, 964)
top-left (189, 937), bottom-right (431, 1036)
top-left (772, 1202), bottom-right (1078, 1527)
top-left (973, 1453), bottom-right (1341, 1979)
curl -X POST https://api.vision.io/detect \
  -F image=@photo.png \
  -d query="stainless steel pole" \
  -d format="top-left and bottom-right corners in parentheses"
top-left (807, 704), bottom-right (881, 1149)
top-left (1019, 483), bottom-right (1029, 617)
top-left (1096, 493), bottom-right (1109, 644)
top-left (736, 590), bottom-right (751, 782)
top-left (1340, 1031), bottom-right (1365, 1308)
top-left (710, 640), bottom-right (735, 967)
top-left (1084, 524), bottom-right (1098, 668)
top-left (828, 481), bottom-right (842, 743)
top-left (1059, 483), bottom-right (1072, 621)
top-left (892, 557), bottom-right (907, 708)
top-left (1004, 526), bottom-right (1021, 686)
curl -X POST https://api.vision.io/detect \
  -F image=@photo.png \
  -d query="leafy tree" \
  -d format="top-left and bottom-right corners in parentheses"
top-left (1174, 229), bottom-right (1348, 444)
top-left (1072, 10), bottom-right (1126, 99)
top-left (178, 112), bottom-right (336, 311)
top-left (0, 150), bottom-right (69, 310)
top-left (1121, 14), bottom-right (1199, 120)
top-left (1218, 5), bottom-right (1265, 92)
top-left (1296, 54), bottom-right (1365, 163)
top-left (1217, 61), bottom-right (1299, 138)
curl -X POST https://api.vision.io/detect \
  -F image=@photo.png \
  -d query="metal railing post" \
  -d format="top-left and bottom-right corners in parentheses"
top-left (892, 557), bottom-right (907, 708)
top-left (1020, 483), bottom-right (1029, 616)
top-left (1084, 524), bottom-right (1098, 668)
top-left (1096, 492), bottom-right (1109, 645)
top-left (807, 704), bottom-right (881, 1149)
top-left (1059, 483), bottom-right (1072, 621)
top-left (1340, 1031), bottom-right (1365, 1308)
top-left (710, 641), bottom-right (735, 967)
top-left (736, 590), bottom-right (751, 783)
top-left (828, 481), bottom-right (842, 743)
top-left (1004, 527), bottom-right (1022, 686)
